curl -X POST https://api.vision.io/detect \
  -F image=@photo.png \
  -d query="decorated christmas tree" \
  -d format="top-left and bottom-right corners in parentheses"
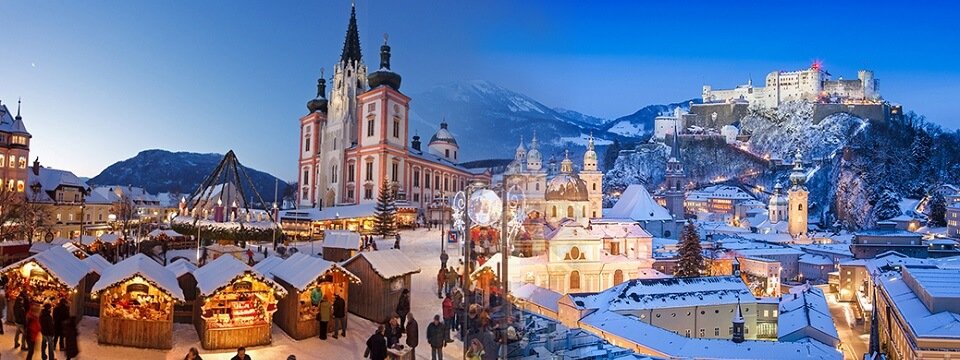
top-left (675, 221), bottom-right (704, 278)
top-left (373, 179), bottom-right (398, 237)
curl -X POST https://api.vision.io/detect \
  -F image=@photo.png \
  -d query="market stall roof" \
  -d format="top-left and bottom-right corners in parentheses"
top-left (1, 246), bottom-right (91, 288)
top-left (92, 254), bottom-right (185, 301)
top-left (148, 229), bottom-right (184, 238)
top-left (28, 238), bottom-right (71, 254)
top-left (204, 243), bottom-right (246, 254)
top-left (322, 230), bottom-right (362, 250)
top-left (83, 254), bottom-right (112, 275)
top-left (99, 233), bottom-right (123, 244)
top-left (166, 259), bottom-right (198, 278)
top-left (252, 256), bottom-right (285, 278)
top-left (193, 255), bottom-right (286, 298)
top-left (343, 249), bottom-right (421, 280)
top-left (79, 235), bottom-right (98, 246)
top-left (271, 253), bottom-right (360, 290)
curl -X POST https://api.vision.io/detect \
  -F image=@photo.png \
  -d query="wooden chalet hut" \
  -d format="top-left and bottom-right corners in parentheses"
top-left (193, 255), bottom-right (286, 350)
top-left (91, 254), bottom-right (184, 349)
top-left (1, 246), bottom-right (89, 318)
top-left (81, 254), bottom-right (112, 316)
top-left (321, 230), bottom-right (362, 262)
top-left (342, 249), bottom-right (421, 322)
top-left (166, 259), bottom-right (199, 323)
top-left (269, 253), bottom-right (360, 339)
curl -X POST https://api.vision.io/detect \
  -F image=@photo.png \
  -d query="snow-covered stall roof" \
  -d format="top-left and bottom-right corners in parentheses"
top-left (28, 237), bottom-right (71, 254)
top-left (91, 254), bottom-right (185, 302)
top-left (82, 254), bottom-right (112, 275)
top-left (193, 255), bottom-right (286, 297)
top-left (99, 233), bottom-right (123, 244)
top-left (252, 256), bottom-right (285, 278)
top-left (270, 253), bottom-right (360, 291)
top-left (281, 202), bottom-right (376, 222)
top-left (1, 246), bottom-right (91, 288)
top-left (166, 259), bottom-right (198, 278)
top-left (778, 287), bottom-right (839, 341)
top-left (79, 235), bottom-right (97, 246)
top-left (604, 184), bottom-right (673, 222)
top-left (513, 284), bottom-right (562, 313)
top-left (344, 249), bottom-right (421, 280)
top-left (322, 230), bottom-right (362, 250)
top-left (148, 229), bottom-right (184, 238)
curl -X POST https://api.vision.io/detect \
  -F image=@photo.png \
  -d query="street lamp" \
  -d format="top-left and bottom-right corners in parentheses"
top-left (439, 191), bottom-right (445, 255)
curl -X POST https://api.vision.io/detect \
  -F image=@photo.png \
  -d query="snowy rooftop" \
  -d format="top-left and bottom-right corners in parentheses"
top-left (604, 184), bottom-right (673, 222)
top-left (322, 230), bottom-right (362, 250)
top-left (281, 202), bottom-right (376, 221)
top-left (778, 287), bottom-right (839, 341)
top-left (193, 255), bottom-right (286, 297)
top-left (148, 229), bottom-right (184, 238)
top-left (166, 258), bottom-right (198, 278)
top-left (82, 254), bottom-right (112, 275)
top-left (344, 249), bottom-right (421, 279)
top-left (591, 222), bottom-right (652, 239)
top-left (1, 246), bottom-right (90, 288)
top-left (252, 255), bottom-right (285, 278)
top-left (686, 185), bottom-right (756, 201)
top-left (570, 276), bottom-right (753, 312)
top-left (799, 244), bottom-right (854, 258)
top-left (513, 284), bottom-right (562, 313)
top-left (92, 254), bottom-right (185, 301)
top-left (799, 254), bottom-right (834, 266)
top-left (735, 247), bottom-right (805, 257)
top-left (877, 270), bottom-right (960, 339)
top-left (270, 252), bottom-right (360, 291)
top-left (99, 233), bottom-right (122, 244)
top-left (544, 223), bottom-right (602, 241)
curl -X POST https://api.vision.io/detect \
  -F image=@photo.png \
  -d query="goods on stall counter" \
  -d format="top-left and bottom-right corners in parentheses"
top-left (203, 292), bottom-right (271, 328)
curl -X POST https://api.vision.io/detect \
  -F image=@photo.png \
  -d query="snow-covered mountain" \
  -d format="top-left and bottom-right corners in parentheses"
top-left (553, 107), bottom-right (610, 127)
top-left (602, 100), bottom-right (699, 137)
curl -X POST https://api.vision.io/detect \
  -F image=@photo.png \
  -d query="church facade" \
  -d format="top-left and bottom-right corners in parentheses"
top-left (296, 6), bottom-right (489, 211)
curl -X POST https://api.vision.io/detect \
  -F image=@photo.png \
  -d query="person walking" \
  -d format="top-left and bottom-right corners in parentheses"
top-left (451, 288), bottom-right (464, 336)
top-left (14, 293), bottom-right (27, 350)
top-left (426, 315), bottom-right (445, 360)
top-left (364, 325), bottom-right (388, 360)
top-left (394, 233), bottom-right (401, 250)
top-left (53, 299), bottom-right (68, 350)
top-left (441, 294), bottom-right (454, 341)
top-left (230, 347), bottom-right (251, 360)
top-left (317, 297), bottom-right (331, 340)
top-left (440, 250), bottom-right (449, 270)
top-left (332, 294), bottom-right (347, 338)
top-left (183, 347), bottom-right (202, 360)
top-left (26, 307), bottom-right (40, 360)
top-left (445, 266), bottom-right (458, 296)
top-left (404, 314), bottom-right (419, 359)
top-left (436, 267), bottom-right (446, 299)
top-left (40, 303), bottom-right (55, 360)
top-left (396, 289), bottom-right (411, 329)
top-left (63, 317), bottom-right (78, 360)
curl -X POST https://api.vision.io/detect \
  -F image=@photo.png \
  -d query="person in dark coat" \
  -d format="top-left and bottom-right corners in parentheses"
top-left (14, 293), bottom-right (27, 349)
top-left (405, 314), bottom-right (419, 359)
top-left (426, 315), bottom-right (446, 360)
top-left (396, 289), bottom-right (411, 329)
top-left (40, 303), bottom-right (55, 360)
top-left (63, 317), bottom-right (79, 360)
top-left (384, 316), bottom-right (401, 348)
top-left (365, 325), bottom-right (388, 360)
top-left (230, 347), bottom-right (251, 360)
top-left (440, 250), bottom-right (449, 270)
top-left (53, 299), bottom-right (69, 350)
top-left (26, 308), bottom-right (40, 360)
top-left (332, 294), bottom-right (347, 338)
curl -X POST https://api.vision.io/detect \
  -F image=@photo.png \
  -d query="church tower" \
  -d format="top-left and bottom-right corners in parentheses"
top-left (768, 183), bottom-right (788, 224)
top-left (514, 136), bottom-right (527, 166)
top-left (321, 3), bottom-right (369, 206)
top-left (526, 132), bottom-right (542, 172)
top-left (664, 125), bottom-right (685, 218)
top-left (580, 133), bottom-right (603, 218)
top-left (788, 150), bottom-right (809, 237)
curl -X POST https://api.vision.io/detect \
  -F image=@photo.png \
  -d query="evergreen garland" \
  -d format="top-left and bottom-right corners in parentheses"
top-left (373, 179), bottom-right (398, 237)
top-left (675, 221), bottom-right (704, 278)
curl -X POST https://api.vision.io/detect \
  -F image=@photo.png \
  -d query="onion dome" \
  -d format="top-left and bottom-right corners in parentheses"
top-left (429, 120), bottom-right (458, 147)
top-left (306, 70), bottom-right (328, 113)
top-left (789, 150), bottom-right (806, 187)
top-left (368, 33), bottom-right (402, 91)
top-left (769, 183), bottom-right (788, 206)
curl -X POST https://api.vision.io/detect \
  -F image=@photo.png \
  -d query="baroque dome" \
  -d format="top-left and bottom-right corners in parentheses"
top-left (545, 173), bottom-right (589, 201)
top-left (429, 121), bottom-right (458, 146)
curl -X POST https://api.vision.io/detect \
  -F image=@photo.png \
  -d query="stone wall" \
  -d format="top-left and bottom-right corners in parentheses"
top-left (688, 103), bottom-right (751, 129)
top-left (812, 103), bottom-right (887, 123)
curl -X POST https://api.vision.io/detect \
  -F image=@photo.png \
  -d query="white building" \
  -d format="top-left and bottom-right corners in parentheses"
top-left (702, 63), bottom-right (880, 109)
top-left (602, 184), bottom-right (680, 239)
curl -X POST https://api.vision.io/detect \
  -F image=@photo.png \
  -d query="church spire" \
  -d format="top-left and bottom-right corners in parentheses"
top-left (732, 299), bottom-right (745, 343)
top-left (340, 3), bottom-right (362, 64)
top-left (16, 97), bottom-right (22, 120)
top-left (670, 119), bottom-right (680, 160)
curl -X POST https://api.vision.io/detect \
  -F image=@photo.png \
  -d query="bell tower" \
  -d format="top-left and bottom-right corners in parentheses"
top-left (664, 124), bottom-right (685, 218)
top-left (788, 150), bottom-right (809, 237)
top-left (579, 133), bottom-right (603, 218)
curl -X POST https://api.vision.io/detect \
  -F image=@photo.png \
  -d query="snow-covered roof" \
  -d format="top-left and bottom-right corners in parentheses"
top-left (591, 222), bottom-right (653, 239)
top-left (79, 235), bottom-right (97, 246)
top-left (877, 269), bottom-right (960, 339)
top-left (252, 256), bottom-right (285, 278)
top-left (193, 255), bottom-right (286, 297)
top-left (735, 247), bottom-right (805, 257)
top-left (778, 287), bottom-right (839, 341)
top-left (29, 238), bottom-right (81, 255)
top-left (92, 254), bottom-right (185, 302)
top-left (322, 230), bottom-right (362, 250)
top-left (166, 259), bottom-right (198, 278)
top-left (604, 185), bottom-right (673, 222)
top-left (570, 276), bottom-right (752, 312)
top-left (99, 233), bottom-right (122, 244)
top-left (205, 243), bottom-right (246, 254)
top-left (148, 229), bottom-right (184, 238)
top-left (281, 202), bottom-right (376, 221)
top-left (545, 223), bottom-right (602, 241)
top-left (82, 254), bottom-right (112, 275)
top-left (513, 284), bottom-right (562, 313)
top-left (1, 246), bottom-right (90, 288)
top-left (270, 252), bottom-right (360, 291)
top-left (799, 254), bottom-right (833, 266)
top-left (344, 249), bottom-right (421, 279)
top-left (686, 185), bottom-right (756, 202)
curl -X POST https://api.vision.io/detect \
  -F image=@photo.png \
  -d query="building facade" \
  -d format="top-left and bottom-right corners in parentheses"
top-left (787, 151), bottom-right (808, 237)
top-left (26, 160), bottom-right (113, 239)
top-left (0, 99), bottom-right (31, 194)
top-left (702, 63), bottom-right (881, 109)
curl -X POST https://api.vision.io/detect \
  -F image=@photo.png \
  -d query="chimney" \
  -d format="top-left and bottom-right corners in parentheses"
top-left (32, 157), bottom-right (40, 176)
top-left (411, 135), bottom-right (421, 152)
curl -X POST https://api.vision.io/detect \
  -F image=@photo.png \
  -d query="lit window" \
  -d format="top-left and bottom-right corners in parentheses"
top-left (16, 180), bottom-right (23, 193)
top-left (7, 155), bottom-right (13, 168)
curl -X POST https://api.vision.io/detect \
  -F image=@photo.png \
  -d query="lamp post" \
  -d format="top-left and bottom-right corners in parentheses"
top-left (439, 191), bottom-right (445, 255)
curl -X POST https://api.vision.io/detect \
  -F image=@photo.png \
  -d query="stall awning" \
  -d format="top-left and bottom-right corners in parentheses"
top-left (271, 252), bottom-right (360, 290)
top-left (322, 230), bottom-right (362, 250)
top-left (1, 246), bottom-right (91, 288)
top-left (92, 253), bottom-right (186, 302)
top-left (280, 203), bottom-right (376, 222)
top-left (194, 255), bottom-right (286, 297)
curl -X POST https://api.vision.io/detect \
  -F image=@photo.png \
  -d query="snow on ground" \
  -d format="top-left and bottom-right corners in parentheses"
top-left (0, 229), bottom-right (464, 360)
top-left (607, 121), bottom-right (646, 137)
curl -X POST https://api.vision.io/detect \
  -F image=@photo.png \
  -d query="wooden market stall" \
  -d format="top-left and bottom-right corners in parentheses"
top-left (1, 246), bottom-right (90, 319)
top-left (91, 254), bottom-right (185, 349)
top-left (321, 230), bottom-right (362, 262)
top-left (269, 252), bottom-right (360, 340)
top-left (81, 254), bottom-right (112, 316)
top-left (166, 259), bottom-right (199, 323)
top-left (193, 255), bottom-right (286, 350)
top-left (342, 249), bottom-right (421, 322)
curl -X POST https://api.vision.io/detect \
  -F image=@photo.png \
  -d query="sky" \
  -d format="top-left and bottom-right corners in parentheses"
top-left (2, 1), bottom-right (958, 181)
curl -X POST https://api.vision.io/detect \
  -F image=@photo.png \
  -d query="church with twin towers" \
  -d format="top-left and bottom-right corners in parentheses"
top-left (296, 5), bottom-right (489, 210)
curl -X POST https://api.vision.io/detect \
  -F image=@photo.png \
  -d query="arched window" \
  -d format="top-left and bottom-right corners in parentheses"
top-left (552, 206), bottom-right (557, 218)
top-left (333, 137), bottom-right (338, 150)
top-left (331, 165), bottom-right (338, 183)
top-left (798, 204), bottom-right (803, 211)
top-left (567, 206), bottom-right (574, 218)
top-left (570, 271), bottom-right (580, 290)
top-left (535, 183), bottom-right (540, 191)
top-left (614, 269), bottom-right (624, 285)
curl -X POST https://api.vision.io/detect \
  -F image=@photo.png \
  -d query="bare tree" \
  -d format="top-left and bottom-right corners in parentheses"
top-left (115, 192), bottom-right (136, 236)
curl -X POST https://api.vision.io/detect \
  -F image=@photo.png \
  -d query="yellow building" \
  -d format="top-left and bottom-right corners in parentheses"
top-left (26, 161), bottom-right (113, 239)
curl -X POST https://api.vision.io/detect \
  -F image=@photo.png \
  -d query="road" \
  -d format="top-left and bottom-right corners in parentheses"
top-left (826, 291), bottom-right (869, 360)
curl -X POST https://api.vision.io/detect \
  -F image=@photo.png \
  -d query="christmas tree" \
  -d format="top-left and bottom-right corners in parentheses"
top-left (373, 179), bottom-right (398, 238)
top-left (675, 221), bottom-right (704, 278)
top-left (929, 191), bottom-right (947, 227)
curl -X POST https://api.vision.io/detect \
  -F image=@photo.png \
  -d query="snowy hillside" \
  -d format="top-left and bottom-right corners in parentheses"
top-left (602, 100), bottom-right (698, 137)
top-left (553, 107), bottom-right (610, 127)
top-left (741, 101), bottom-right (868, 161)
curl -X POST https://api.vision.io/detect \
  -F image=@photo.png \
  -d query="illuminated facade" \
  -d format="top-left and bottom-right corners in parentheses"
top-left (787, 151), bottom-right (809, 237)
top-left (0, 99), bottom-right (31, 193)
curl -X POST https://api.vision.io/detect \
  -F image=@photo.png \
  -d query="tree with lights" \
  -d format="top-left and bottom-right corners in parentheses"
top-left (675, 221), bottom-right (704, 278)
top-left (929, 191), bottom-right (947, 227)
top-left (373, 179), bottom-right (398, 238)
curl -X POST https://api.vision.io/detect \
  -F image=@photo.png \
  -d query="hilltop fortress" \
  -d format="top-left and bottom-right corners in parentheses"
top-left (702, 62), bottom-right (880, 108)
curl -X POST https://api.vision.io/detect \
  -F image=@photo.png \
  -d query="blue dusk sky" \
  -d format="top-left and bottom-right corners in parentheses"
top-left (1, 1), bottom-right (958, 180)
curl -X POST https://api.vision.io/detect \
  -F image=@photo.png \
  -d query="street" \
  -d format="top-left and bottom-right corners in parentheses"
top-left (826, 291), bottom-right (869, 360)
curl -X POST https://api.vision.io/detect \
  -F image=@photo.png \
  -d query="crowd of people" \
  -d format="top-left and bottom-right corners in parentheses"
top-left (5, 288), bottom-right (80, 360)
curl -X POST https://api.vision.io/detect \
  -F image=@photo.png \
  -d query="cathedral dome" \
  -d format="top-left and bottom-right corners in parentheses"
top-left (769, 184), bottom-right (788, 206)
top-left (429, 121), bottom-right (458, 147)
top-left (545, 173), bottom-right (589, 202)
top-left (367, 36), bottom-right (402, 91)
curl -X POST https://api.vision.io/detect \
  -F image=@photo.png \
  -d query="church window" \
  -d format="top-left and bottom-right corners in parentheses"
top-left (413, 170), bottom-right (420, 187)
top-left (367, 119), bottom-right (375, 137)
top-left (454, 151), bottom-right (457, 160)
top-left (567, 206), bottom-right (574, 218)
top-left (581, 206), bottom-right (586, 217)
top-left (424, 174), bottom-right (430, 189)
top-left (445, 149), bottom-right (450, 158)
top-left (365, 162), bottom-right (374, 181)
top-left (302, 188), bottom-right (308, 200)
top-left (434, 175), bottom-right (440, 190)
top-left (393, 119), bottom-right (400, 138)
top-left (614, 269), bottom-right (624, 284)
top-left (593, 183), bottom-right (596, 191)
top-left (304, 126), bottom-right (311, 152)
top-left (798, 204), bottom-right (803, 211)
top-left (367, 103), bottom-right (375, 112)
top-left (392, 163), bottom-right (399, 182)
top-left (331, 165), bottom-right (338, 183)
top-left (592, 211), bottom-right (597, 218)
top-left (364, 188), bottom-right (373, 200)
top-left (303, 169), bottom-right (309, 185)
top-left (569, 271), bottom-right (580, 290)
top-left (535, 183), bottom-right (539, 191)
top-left (413, 193), bottom-right (419, 202)
top-left (443, 177), bottom-right (449, 191)
top-left (552, 206), bottom-right (557, 218)
top-left (348, 164), bottom-right (355, 182)
top-left (333, 137), bottom-right (337, 150)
